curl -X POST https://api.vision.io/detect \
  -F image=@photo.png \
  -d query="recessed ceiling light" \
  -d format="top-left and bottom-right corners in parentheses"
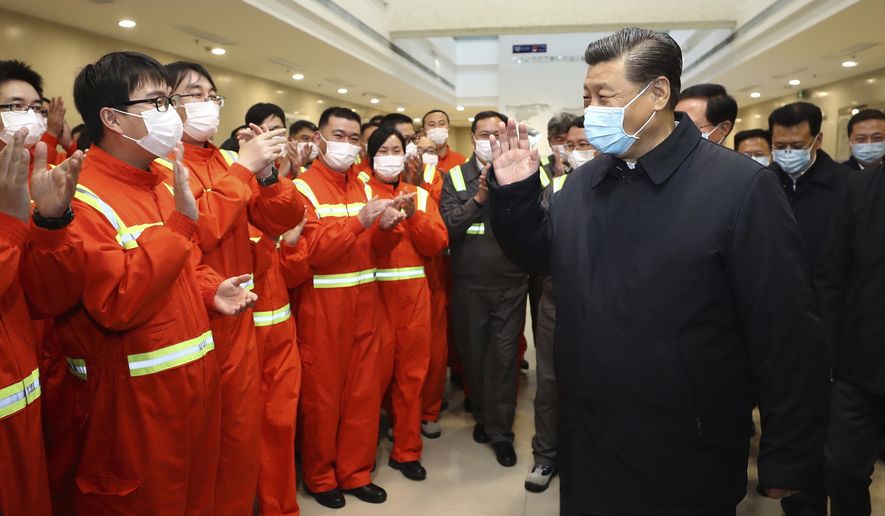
top-left (468, 117), bottom-right (475, 122)
top-left (842, 60), bottom-right (858, 68)
top-left (788, 79), bottom-right (801, 86)
top-left (735, 118), bottom-right (743, 123)
top-left (396, 107), bottom-right (405, 113)
top-left (118, 19), bottom-right (136, 29)
top-left (750, 92), bottom-right (761, 98)
top-left (867, 78), bottom-right (877, 84)
top-left (816, 91), bottom-right (829, 97)
top-left (753, 114), bottom-right (761, 119)
top-left (337, 88), bottom-right (348, 94)
top-left (275, 89), bottom-right (284, 94)
top-left (291, 73), bottom-right (304, 80)
top-left (317, 100), bottom-right (324, 104)
top-left (370, 98), bottom-right (380, 104)
top-left (851, 108), bottom-right (860, 115)
top-left (456, 105), bottom-right (465, 111)
top-left (413, 117), bottom-right (421, 123)
top-left (210, 47), bottom-right (226, 56)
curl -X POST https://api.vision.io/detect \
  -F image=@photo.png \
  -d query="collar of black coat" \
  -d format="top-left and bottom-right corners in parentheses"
top-left (772, 150), bottom-right (841, 188)
top-left (590, 112), bottom-right (701, 188)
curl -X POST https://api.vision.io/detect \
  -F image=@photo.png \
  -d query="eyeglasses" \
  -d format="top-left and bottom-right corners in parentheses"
top-left (177, 93), bottom-right (225, 107)
top-left (115, 95), bottom-right (180, 113)
top-left (565, 142), bottom-right (594, 151)
top-left (0, 103), bottom-right (48, 117)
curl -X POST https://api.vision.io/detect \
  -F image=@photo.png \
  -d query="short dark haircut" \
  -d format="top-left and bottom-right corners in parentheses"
top-left (361, 121), bottom-right (380, 135)
top-left (768, 102), bottom-right (822, 136)
top-left (679, 83), bottom-right (737, 126)
top-left (471, 111), bottom-right (508, 133)
top-left (366, 124), bottom-right (406, 165)
top-left (71, 123), bottom-right (91, 151)
top-left (847, 108), bottom-right (885, 137)
top-left (733, 129), bottom-right (771, 151)
top-left (289, 119), bottom-right (317, 137)
top-left (245, 102), bottom-right (285, 127)
top-left (230, 124), bottom-right (248, 138)
top-left (73, 51), bottom-right (168, 143)
top-left (165, 61), bottom-right (216, 92)
top-left (547, 113), bottom-right (577, 138)
top-left (422, 109), bottom-right (450, 125)
top-left (318, 106), bottom-right (361, 130)
top-left (584, 27), bottom-right (682, 110)
top-left (380, 113), bottom-right (414, 129)
top-left (0, 60), bottom-right (44, 97)
top-left (369, 114), bottom-right (385, 125)
top-left (571, 116), bottom-right (585, 129)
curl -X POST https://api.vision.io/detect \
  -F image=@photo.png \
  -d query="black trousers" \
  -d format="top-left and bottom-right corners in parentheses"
top-left (825, 379), bottom-right (885, 516)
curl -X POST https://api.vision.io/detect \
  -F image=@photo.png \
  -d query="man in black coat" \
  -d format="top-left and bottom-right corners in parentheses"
top-left (486, 27), bottom-right (830, 516)
top-left (842, 108), bottom-right (885, 172)
top-left (816, 169), bottom-right (885, 515)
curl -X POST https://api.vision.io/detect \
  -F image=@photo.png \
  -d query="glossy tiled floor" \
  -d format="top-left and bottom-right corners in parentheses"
top-left (298, 333), bottom-right (885, 516)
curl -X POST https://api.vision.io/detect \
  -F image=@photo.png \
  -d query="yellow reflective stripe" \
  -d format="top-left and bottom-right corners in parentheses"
top-left (293, 179), bottom-right (321, 210)
top-left (153, 157), bottom-right (173, 170)
top-left (66, 358), bottom-right (87, 381)
top-left (219, 149), bottom-right (238, 167)
top-left (450, 166), bottom-right (466, 192)
top-left (0, 368), bottom-right (41, 419)
top-left (312, 268), bottom-right (377, 289)
top-left (121, 222), bottom-right (164, 241)
top-left (553, 174), bottom-right (568, 193)
top-left (239, 274), bottom-right (255, 291)
top-left (416, 187), bottom-right (429, 212)
top-left (74, 186), bottom-right (139, 249)
top-left (354, 155), bottom-right (362, 165)
top-left (375, 266), bottom-right (425, 281)
top-left (364, 183), bottom-right (373, 201)
top-left (423, 163), bottom-right (437, 185)
top-left (253, 304), bottom-right (292, 327)
top-left (466, 222), bottom-right (485, 235)
top-left (540, 155), bottom-right (550, 166)
top-left (127, 331), bottom-right (215, 377)
top-left (249, 236), bottom-right (261, 243)
top-left (358, 171), bottom-right (371, 183)
top-left (540, 171), bottom-right (551, 188)
top-left (315, 203), bottom-right (365, 218)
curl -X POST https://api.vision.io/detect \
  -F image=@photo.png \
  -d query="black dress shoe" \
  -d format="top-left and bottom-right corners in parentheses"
top-left (389, 458), bottom-right (427, 481)
top-left (521, 359), bottom-right (530, 370)
top-left (344, 483), bottom-right (387, 504)
top-left (441, 397), bottom-right (450, 411)
top-left (305, 487), bottom-right (345, 509)
top-left (473, 423), bottom-right (489, 444)
top-left (492, 441), bottom-right (517, 467)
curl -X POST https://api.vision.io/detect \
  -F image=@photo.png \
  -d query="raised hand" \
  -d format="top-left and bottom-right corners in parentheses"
top-left (30, 142), bottom-right (83, 218)
top-left (281, 208), bottom-right (308, 246)
top-left (237, 123), bottom-right (287, 177)
top-left (358, 195), bottom-right (394, 229)
top-left (490, 118), bottom-right (540, 186)
top-left (214, 274), bottom-right (258, 315)
top-left (0, 128), bottom-right (32, 222)
top-left (473, 165), bottom-right (489, 204)
top-left (172, 143), bottom-right (198, 221)
top-left (46, 96), bottom-right (66, 139)
top-left (403, 154), bottom-right (423, 185)
top-left (379, 206), bottom-right (406, 230)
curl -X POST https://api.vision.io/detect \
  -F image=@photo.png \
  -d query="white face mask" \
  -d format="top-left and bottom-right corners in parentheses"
top-left (1, 109), bottom-right (46, 147)
top-left (405, 141), bottom-right (418, 156)
top-left (320, 135), bottom-right (361, 172)
top-left (701, 123), bottom-right (725, 144)
top-left (750, 155), bottom-right (770, 167)
top-left (426, 127), bottom-right (448, 146)
top-left (474, 138), bottom-right (493, 163)
top-left (552, 144), bottom-right (568, 161)
top-left (296, 141), bottom-right (319, 161)
top-left (567, 149), bottom-right (595, 169)
top-left (422, 153), bottom-right (439, 166)
top-left (374, 154), bottom-right (405, 181)
top-left (182, 101), bottom-right (220, 141)
top-left (113, 107), bottom-right (184, 158)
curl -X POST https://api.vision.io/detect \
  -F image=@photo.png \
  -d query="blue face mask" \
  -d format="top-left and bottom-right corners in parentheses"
top-left (583, 81), bottom-right (657, 156)
top-left (851, 141), bottom-right (885, 165)
top-left (773, 136), bottom-right (818, 178)
top-left (750, 155), bottom-right (770, 167)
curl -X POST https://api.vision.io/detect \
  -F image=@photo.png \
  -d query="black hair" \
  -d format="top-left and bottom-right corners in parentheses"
top-left (584, 27), bottom-right (682, 110)
top-left (768, 102), bottom-right (822, 136)
top-left (369, 114), bottom-right (385, 125)
top-left (422, 109), bottom-right (450, 125)
top-left (318, 106), bottom-right (361, 130)
top-left (847, 108), bottom-right (885, 137)
top-left (73, 51), bottom-right (168, 143)
top-left (219, 136), bottom-right (240, 152)
top-left (571, 116), bottom-right (585, 129)
top-left (380, 113), bottom-right (414, 129)
top-left (679, 83), bottom-right (737, 126)
top-left (165, 61), bottom-right (217, 92)
top-left (733, 129), bottom-right (771, 151)
top-left (245, 102), bottom-right (285, 127)
top-left (366, 124), bottom-right (406, 166)
top-left (0, 60), bottom-right (44, 97)
top-left (471, 111), bottom-right (508, 133)
top-left (229, 124), bottom-right (248, 138)
top-left (547, 112), bottom-right (577, 137)
top-left (69, 123), bottom-right (88, 150)
top-left (289, 119), bottom-right (317, 137)
top-left (361, 121), bottom-right (380, 134)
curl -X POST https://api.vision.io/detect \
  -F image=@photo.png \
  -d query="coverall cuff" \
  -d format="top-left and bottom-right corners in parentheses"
top-left (346, 215), bottom-right (367, 235)
top-left (228, 163), bottom-right (257, 185)
top-left (165, 211), bottom-right (198, 239)
top-left (0, 212), bottom-right (29, 248)
top-left (28, 221), bottom-right (70, 249)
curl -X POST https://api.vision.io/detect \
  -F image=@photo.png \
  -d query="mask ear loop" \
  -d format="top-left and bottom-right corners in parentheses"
top-left (622, 80), bottom-right (659, 140)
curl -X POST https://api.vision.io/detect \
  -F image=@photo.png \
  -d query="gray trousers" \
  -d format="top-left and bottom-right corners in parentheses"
top-left (451, 282), bottom-right (528, 443)
top-left (529, 276), bottom-right (557, 466)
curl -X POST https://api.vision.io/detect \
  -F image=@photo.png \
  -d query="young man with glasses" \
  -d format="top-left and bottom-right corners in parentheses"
top-left (42, 51), bottom-right (259, 514)
top-left (157, 61), bottom-right (304, 516)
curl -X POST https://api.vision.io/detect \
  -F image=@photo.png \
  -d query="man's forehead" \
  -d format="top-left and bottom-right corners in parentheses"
top-left (0, 80), bottom-right (41, 103)
top-left (772, 122), bottom-right (811, 138)
top-left (328, 116), bottom-right (360, 133)
top-left (474, 118), bottom-right (501, 131)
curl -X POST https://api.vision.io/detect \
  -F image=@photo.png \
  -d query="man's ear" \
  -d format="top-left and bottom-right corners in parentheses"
top-left (100, 107), bottom-right (124, 136)
top-left (651, 77), bottom-right (671, 112)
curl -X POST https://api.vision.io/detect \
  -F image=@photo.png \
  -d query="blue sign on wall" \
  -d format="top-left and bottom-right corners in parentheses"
top-left (512, 44), bottom-right (547, 54)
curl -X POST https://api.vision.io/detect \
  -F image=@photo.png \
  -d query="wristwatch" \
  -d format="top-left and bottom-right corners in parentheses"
top-left (33, 207), bottom-right (74, 230)
top-left (257, 167), bottom-right (280, 187)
